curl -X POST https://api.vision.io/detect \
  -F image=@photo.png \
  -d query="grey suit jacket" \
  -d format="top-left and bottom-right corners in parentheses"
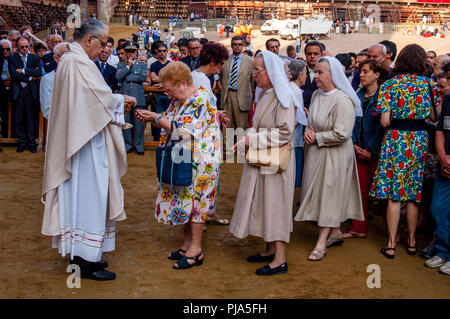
top-left (116, 60), bottom-right (147, 106)
top-left (219, 54), bottom-right (255, 112)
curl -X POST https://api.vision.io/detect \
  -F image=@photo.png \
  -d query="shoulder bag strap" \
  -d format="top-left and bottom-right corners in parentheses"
top-left (255, 95), bottom-right (277, 129)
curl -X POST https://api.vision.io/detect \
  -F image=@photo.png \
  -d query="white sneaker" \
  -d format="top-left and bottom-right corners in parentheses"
top-left (439, 261), bottom-right (450, 275)
top-left (425, 256), bottom-right (447, 268)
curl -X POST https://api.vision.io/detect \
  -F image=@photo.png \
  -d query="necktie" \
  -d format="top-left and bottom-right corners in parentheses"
top-left (190, 57), bottom-right (197, 70)
top-left (101, 62), bottom-right (105, 73)
top-left (20, 55), bottom-right (27, 88)
top-left (229, 56), bottom-right (238, 88)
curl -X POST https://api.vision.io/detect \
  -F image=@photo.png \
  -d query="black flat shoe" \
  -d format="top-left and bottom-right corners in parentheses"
top-left (29, 147), bottom-right (37, 153)
top-left (16, 146), bottom-right (25, 153)
top-left (381, 247), bottom-right (395, 259)
top-left (82, 269), bottom-right (116, 281)
top-left (168, 248), bottom-right (186, 260)
top-left (247, 253), bottom-right (275, 263)
top-left (98, 260), bottom-right (108, 269)
top-left (136, 151), bottom-right (144, 156)
top-left (255, 262), bottom-right (288, 276)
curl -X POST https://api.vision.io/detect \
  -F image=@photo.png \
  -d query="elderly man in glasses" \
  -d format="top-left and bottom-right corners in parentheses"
top-left (8, 37), bottom-right (42, 153)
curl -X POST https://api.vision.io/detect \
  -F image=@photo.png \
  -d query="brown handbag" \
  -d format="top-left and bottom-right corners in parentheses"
top-left (246, 95), bottom-right (293, 171)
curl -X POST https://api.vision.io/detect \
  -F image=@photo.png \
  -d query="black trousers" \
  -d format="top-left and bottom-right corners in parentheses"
top-left (70, 256), bottom-right (101, 275)
top-left (14, 86), bottom-right (38, 147)
top-left (0, 88), bottom-right (14, 138)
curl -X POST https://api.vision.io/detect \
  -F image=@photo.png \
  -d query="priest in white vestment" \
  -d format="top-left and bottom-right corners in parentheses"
top-left (41, 19), bottom-right (137, 281)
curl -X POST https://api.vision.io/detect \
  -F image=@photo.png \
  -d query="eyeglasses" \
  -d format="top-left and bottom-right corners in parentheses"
top-left (189, 46), bottom-right (201, 50)
top-left (231, 43), bottom-right (244, 46)
top-left (92, 35), bottom-right (107, 48)
top-left (252, 67), bottom-right (266, 74)
top-left (4, 48), bottom-right (11, 51)
top-left (269, 45), bottom-right (279, 49)
top-left (0, 36), bottom-right (7, 40)
top-left (19, 45), bottom-right (29, 49)
top-left (157, 49), bottom-right (167, 52)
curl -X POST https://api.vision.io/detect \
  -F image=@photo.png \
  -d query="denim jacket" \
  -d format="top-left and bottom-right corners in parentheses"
top-left (352, 86), bottom-right (386, 160)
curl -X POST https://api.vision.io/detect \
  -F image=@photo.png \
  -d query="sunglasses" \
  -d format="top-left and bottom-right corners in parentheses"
top-left (0, 36), bottom-right (7, 40)
top-left (231, 43), bottom-right (244, 46)
top-left (157, 49), bottom-right (167, 52)
top-left (19, 45), bottom-right (29, 49)
top-left (4, 48), bottom-right (11, 51)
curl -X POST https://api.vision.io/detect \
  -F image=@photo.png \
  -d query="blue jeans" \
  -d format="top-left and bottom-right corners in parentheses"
top-left (151, 94), bottom-right (170, 141)
top-left (123, 106), bottom-right (145, 153)
top-left (294, 147), bottom-right (304, 188)
top-left (431, 171), bottom-right (450, 260)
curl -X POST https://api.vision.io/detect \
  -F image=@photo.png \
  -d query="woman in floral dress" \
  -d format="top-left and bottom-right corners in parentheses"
top-left (370, 44), bottom-right (438, 259)
top-left (136, 62), bottom-right (221, 269)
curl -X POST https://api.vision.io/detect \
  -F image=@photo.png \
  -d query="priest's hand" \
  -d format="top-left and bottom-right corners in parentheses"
top-left (123, 95), bottom-right (137, 107)
top-left (304, 127), bottom-right (316, 145)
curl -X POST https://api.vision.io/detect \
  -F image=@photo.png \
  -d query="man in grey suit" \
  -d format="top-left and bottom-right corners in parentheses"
top-left (116, 42), bottom-right (147, 155)
top-left (220, 36), bottom-right (254, 131)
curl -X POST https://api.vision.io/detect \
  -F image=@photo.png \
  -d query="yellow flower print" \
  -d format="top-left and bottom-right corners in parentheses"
top-left (182, 116), bottom-right (192, 124)
top-left (214, 138), bottom-right (220, 150)
top-left (159, 135), bottom-right (167, 145)
top-left (203, 129), bottom-right (211, 138)
top-left (195, 175), bottom-right (210, 193)
top-left (161, 188), bottom-right (172, 202)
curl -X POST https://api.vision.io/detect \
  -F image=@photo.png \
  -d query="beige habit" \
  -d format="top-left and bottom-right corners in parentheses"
top-left (229, 88), bottom-right (296, 243)
top-left (41, 42), bottom-right (127, 236)
top-left (295, 89), bottom-right (364, 227)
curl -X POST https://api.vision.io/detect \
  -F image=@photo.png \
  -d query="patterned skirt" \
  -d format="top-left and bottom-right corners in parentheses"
top-left (369, 129), bottom-right (428, 203)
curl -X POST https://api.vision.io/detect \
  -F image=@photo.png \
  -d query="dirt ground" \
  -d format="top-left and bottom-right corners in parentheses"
top-left (101, 25), bottom-right (450, 56)
top-left (0, 146), bottom-right (449, 299)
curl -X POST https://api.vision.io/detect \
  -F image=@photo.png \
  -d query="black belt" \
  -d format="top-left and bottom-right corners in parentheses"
top-left (228, 88), bottom-right (237, 91)
top-left (388, 119), bottom-right (428, 131)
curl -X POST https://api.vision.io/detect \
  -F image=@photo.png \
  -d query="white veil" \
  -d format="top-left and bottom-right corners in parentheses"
top-left (318, 56), bottom-right (362, 117)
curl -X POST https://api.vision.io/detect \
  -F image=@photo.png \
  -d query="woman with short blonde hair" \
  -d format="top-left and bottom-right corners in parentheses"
top-left (136, 61), bottom-right (221, 269)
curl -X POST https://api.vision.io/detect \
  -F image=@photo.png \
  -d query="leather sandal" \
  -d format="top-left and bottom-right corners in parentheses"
top-left (326, 234), bottom-right (344, 248)
top-left (206, 216), bottom-right (230, 225)
top-left (168, 248), bottom-right (186, 260)
top-left (173, 252), bottom-right (203, 269)
top-left (407, 239), bottom-right (418, 255)
top-left (381, 247), bottom-right (395, 259)
top-left (307, 247), bottom-right (327, 261)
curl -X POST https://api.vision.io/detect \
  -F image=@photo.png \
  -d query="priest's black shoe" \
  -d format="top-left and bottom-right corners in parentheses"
top-left (136, 151), bottom-right (144, 156)
top-left (82, 269), bottom-right (116, 281)
top-left (255, 262), bottom-right (288, 276)
top-left (247, 253), bottom-right (275, 263)
top-left (16, 146), bottom-right (25, 153)
top-left (98, 260), bottom-right (108, 269)
top-left (29, 146), bottom-right (37, 153)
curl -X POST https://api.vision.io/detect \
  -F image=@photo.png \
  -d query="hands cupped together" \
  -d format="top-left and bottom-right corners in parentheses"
top-left (304, 127), bottom-right (316, 145)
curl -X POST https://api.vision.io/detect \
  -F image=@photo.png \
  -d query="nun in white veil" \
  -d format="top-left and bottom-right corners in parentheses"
top-left (228, 51), bottom-right (297, 276)
top-left (294, 56), bottom-right (364, 262)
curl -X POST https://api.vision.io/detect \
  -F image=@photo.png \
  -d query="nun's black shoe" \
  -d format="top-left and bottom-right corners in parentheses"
top-left (247, 253), bottom-right (275, 263)
top-left (255, 262), bottom-right (288, 276)
top-left (82, 269), bottom-right (116, 281)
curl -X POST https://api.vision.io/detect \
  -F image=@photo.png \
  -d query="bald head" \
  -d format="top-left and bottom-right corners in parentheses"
top-left (49, 34), bottom-right (63, 51)
top-left (53, 42), bottom-right (68, 64)
top-left (368, 43), bottom-right (388, 65)
top-left (433, 54), bottom-right (450, 76)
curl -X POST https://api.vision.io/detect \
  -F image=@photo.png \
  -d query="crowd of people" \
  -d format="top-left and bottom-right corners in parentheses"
top-left (1, 18), bottom-right (449, 281)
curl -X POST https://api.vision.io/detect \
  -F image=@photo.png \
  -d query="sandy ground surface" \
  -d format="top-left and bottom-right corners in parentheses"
top-left (0, 146), bottom-right (449, 299)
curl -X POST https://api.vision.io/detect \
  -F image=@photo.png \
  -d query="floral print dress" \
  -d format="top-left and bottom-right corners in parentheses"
top-left (369, 74), bottom-right (438, 203)
top-left (155, 88), bottom-right (221, 225)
